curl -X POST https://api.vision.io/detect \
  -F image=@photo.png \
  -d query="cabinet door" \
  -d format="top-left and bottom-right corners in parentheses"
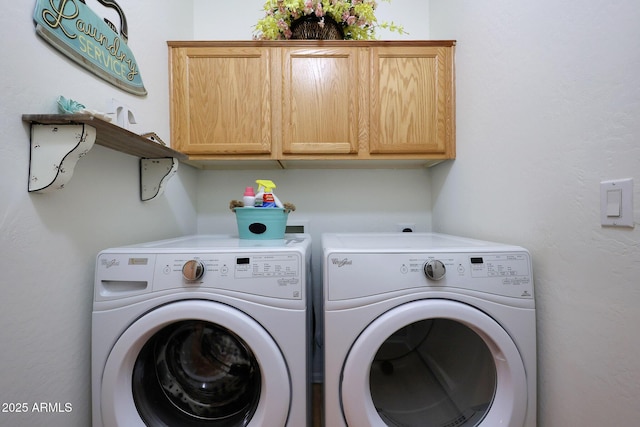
top-left (281, 47), bottom-right (362, 155)
top-left (170, 47), bottom-right (272, 155)
top-left (369, 46), bottom-right (455, 156)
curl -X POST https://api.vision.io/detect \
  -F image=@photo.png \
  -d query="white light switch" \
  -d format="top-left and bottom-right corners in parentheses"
top-left (606, 189), bottom-right (621, 217)
top-left (600, 178), bottom-right (634, 227)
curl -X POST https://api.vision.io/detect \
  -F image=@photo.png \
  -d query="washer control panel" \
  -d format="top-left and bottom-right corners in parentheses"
top-left (423, 259), bottom-right (447, 281)
top-left (233, 255), bottom-right (300, 280)
top-left (156, 252), bottom-right (303, 300)
top-left (95, 251), bottom-right (304, 302)
top-left (182, 259), bottom-right (205, 281)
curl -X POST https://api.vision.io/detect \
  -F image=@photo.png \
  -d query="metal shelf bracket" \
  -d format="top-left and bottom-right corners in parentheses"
top-left (28, 123), bottom-right (96, 192)
top-left (27, 121), bottom-right (179, 201)
top-left (140, 158), bottom-right (179, 201)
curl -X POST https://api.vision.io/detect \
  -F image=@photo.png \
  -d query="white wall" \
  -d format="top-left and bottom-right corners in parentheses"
top-left (429, 1), bottom-right (640, 425)
top-left (0, 1), bottom-right (197, 425)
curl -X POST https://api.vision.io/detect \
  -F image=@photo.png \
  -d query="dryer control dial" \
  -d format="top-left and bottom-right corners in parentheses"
top-left (182, 259), bottom-right (205, 281)
top-left (424, 259), bottom-right (446, 281)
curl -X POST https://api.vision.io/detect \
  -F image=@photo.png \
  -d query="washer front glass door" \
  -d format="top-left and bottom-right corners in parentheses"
top-left (133, 320), bottom-right (261, 426)
top-left (341, 300), bottom-right (527, 427)
top-left (100, 300), bottom-right (290, 427)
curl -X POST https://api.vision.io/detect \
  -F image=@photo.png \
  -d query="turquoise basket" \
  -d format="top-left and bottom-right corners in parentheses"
top-left (234, 207), bottom-right (288, 240)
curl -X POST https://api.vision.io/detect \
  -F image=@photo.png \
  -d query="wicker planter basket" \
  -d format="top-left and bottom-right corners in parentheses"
top-left (290, 14), bottom-right (344, 40)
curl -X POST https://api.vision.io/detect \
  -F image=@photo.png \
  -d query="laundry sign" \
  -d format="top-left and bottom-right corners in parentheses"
top-left (33, 0), bottom-right (147, 96)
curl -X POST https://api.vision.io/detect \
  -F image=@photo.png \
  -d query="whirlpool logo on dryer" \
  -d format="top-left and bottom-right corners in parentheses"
top-left (331, 257), bottom-right (353, 267)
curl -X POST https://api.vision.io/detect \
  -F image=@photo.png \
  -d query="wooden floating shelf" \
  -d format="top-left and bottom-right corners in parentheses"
top-left (22, 114), bottom-right (187, 160)
top-left (23, 114), bottom-right (185, 201)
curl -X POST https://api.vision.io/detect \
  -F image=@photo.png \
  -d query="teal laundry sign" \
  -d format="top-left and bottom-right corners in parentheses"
top-left (33, 0), bottom-right (147, 96)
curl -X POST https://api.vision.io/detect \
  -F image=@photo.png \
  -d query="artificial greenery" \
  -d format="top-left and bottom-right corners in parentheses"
top-left (254, 0), bottom-right (404, 40)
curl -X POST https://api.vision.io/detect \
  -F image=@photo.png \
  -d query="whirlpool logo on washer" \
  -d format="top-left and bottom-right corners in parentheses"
top-left (331, 257), bottom-right (353, 267)
top-left (101, 258), bottom-right (120, 269)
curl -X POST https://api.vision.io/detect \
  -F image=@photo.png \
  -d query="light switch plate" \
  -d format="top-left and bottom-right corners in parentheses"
top-left (600, 178), bottom-right (634, 227)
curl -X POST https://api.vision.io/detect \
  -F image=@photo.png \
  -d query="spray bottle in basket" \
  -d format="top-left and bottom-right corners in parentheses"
top-left (255, 179), bottom-right (283, 208)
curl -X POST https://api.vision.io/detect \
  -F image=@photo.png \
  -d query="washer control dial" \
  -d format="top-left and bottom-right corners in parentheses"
top-left (424, 260), bottom-right (446, 281)
top-left (182, 259), bottom-right (205, 281)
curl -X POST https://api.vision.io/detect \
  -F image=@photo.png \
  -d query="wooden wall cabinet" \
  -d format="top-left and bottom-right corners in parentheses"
top-left (170, 46), bottom-right (273, 156)
top-left (169, 41), bottom-right (455, 169)
top-left (281, 46), bottom-right (361, 156)
top-left (370, 45), bottom-right (455, 156)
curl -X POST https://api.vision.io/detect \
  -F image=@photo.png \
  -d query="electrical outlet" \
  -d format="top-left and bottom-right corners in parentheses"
top-left (396, 223), bottom-right (415, 232)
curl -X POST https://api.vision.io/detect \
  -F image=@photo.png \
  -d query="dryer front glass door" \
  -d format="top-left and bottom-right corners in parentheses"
top-left (341, 300), bottom-right (527, 427)
top-left (370, 319), bottom-right (496, 426)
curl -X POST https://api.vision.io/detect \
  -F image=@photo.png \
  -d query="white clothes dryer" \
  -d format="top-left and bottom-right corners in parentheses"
top-left (92, 234), bottom-right (311, 427)
top-left (322, 233), bottom-right (536, 427)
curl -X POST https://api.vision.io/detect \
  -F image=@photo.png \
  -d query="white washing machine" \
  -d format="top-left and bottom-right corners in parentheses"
top-left (323, 233), bottom-right (536, 427)
top-left (92, 234), bottom-right (311, 427)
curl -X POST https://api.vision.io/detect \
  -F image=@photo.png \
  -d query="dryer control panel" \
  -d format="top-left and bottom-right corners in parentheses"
top-left (325, 251), bottom-right (533, 302)
top-left (469, 254), bottom-right (531, 281)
